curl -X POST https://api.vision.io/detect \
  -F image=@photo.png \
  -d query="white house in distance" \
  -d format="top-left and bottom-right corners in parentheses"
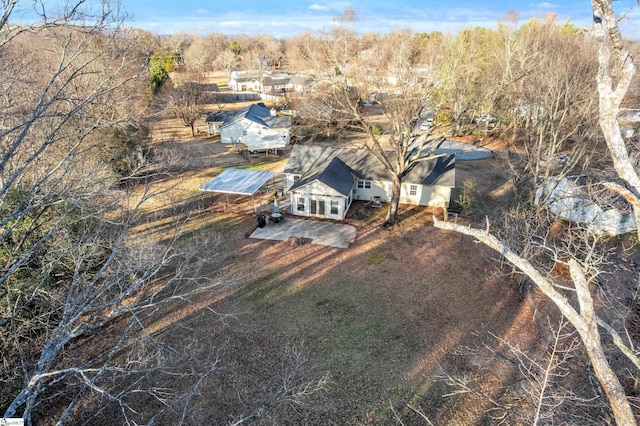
top-left (283, 145), bottom-right (456, 220)
top-left (228, 70), bottom-right (313, 94)
top-left (205, 103), bottom-right (291, 147)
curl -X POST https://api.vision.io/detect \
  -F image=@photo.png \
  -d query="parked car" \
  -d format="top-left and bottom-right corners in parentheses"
top-left (419, 116), bottom-right (434, 131)
top-left (475, 114), bottom-right (496, 123)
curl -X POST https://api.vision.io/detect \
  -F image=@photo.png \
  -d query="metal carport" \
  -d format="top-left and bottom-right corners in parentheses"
top-left (200, 168), bottom-right (274, 212)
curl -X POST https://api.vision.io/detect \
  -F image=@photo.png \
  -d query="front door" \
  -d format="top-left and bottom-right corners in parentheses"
top-left (310, 199), bottom-right (325, 216)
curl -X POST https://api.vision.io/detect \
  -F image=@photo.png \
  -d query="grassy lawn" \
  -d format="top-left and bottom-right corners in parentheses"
top-left (130, 111), bottom-right (534, 424)
top-left (160, 204), bottom-right (530, 424)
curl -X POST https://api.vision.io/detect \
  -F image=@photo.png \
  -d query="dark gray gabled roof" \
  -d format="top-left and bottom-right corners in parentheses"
top-left (284, 145), bottom-right (390, 181)
top-left (290, 156), bottom-right (358, 196)
top-left (206, 108), bottom-right (244, 123)
top-left (285, 145), bottom-right (455, 188)
top-left (263, 115), bottom-right (291, 129)
top-left (206, 103), bottom-right (273, 126)
top-left (404, 155), bottom-right (455, 187)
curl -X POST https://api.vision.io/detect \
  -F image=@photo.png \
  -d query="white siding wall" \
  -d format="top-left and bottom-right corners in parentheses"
top-left (353, 180), bottom-right (391, 202)
top-left (399, 183), bottom-right (451, 207)
top-left (418, 185), bottom-right (452, 208)
top-left (284, 175), bottom-right (451, 220)
top-left (289, 181), bottom-right (352, 220)
top-left (219, 121), bottom-right (251, 143)
top-left (221, 119), bottom-right (290, 144)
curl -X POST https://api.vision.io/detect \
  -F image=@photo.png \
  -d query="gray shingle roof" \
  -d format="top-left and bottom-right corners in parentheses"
top-left (206, 104), bottom-right (290, 130)
top-left (290, 156), bottom-right (358, 196)
top-left (284, 145), bottom-right (455, 187)
top-left (263, 115), bottom-right (291, 129)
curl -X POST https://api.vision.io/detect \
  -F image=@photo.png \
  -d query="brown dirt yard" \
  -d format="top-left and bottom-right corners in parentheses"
top-left (126, 104), bottom-right (546, 424)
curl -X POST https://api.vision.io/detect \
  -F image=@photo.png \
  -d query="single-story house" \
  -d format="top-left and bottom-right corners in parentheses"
top-left (283, 145), bottom-right (455, 220)
top-left (228, 71), bottom-right (263, 92)
top-left (287, 75), bottom-right (314, 93)
top-left (228, 70), bottom-right (314, 94)
top-left (206, 103), bottom-right (291, 144)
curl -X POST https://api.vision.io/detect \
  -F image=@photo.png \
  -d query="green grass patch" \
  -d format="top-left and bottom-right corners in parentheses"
top-left (364, 248), bottom-right (387, 265)
top-left (454, 162), bottom-right (478, 172)
top-left (233, 158), bottom-right (288, 171)
top-left (243, 274), bottom-right (288, 302)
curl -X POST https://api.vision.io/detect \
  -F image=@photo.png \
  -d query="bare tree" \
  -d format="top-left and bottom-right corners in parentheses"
top-left (492, 17), bottom-right (601, 197)
top-left (591, 0), bottom-right (640, 239)
top-left (161, 77), bottom-right (207, 137)
top-left (428, 2), bottom-right (640, 423)
top-left (229, 340), bottom-right (330, 425)
top-left (298, 18), bottom-right (447, 224)
top-left (434, 217), bottom-right (638, 424)
top-left (183, 35), bottom-right (213, 77)
top-left (0, 2), bottom-right (226, 424)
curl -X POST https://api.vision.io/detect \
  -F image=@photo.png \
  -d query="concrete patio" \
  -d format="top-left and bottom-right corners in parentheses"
top-left (250, 217), bottom-right (357, 248)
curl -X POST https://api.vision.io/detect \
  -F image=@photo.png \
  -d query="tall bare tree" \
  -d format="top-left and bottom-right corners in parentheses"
top-left (161, 77), bottom-right (207, 137)
top-left (0, 2), bottom-right (222, 424)
top-left (591, 0), bottom-right (640, 239)
top-left (298, 17), bottom-right (447, 224)
top-left (434, 2), bottom-right (640, 424)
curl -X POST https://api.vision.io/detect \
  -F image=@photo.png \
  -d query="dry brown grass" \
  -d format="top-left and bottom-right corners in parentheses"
top-left (113, 108), bottom-right (551, 424)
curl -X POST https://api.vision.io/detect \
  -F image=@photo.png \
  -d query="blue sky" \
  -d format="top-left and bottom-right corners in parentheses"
top-left (11, 1), bottom-right (640, 38)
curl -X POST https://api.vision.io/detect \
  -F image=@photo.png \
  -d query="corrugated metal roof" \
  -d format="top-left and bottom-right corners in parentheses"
top-left (200, 168), bottom-right (274, 195)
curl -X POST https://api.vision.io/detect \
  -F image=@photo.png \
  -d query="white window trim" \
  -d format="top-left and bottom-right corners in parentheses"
top-left (330, 200), bottom-right (339, 215)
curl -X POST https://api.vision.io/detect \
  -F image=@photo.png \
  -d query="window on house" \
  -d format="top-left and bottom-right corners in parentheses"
top-left (293, 175), bottom-right (300, 182)
top-left (330, 200), bottom-right (339, 215)
top-left (297, 197), bottom-right (305, 212)
top-left (409, 185), bottom-right (418, 196)
top-left (357, 181), bottom-right (372, 189)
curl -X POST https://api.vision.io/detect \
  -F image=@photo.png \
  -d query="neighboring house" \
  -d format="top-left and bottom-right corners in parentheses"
top-left (287, 75), bottom-right (314, 93)
top-left (262, 73), bottom-right (291, 94)
top-left (205, 103), bottom-right (291, 144)
top-left (228, 71), bottom-right (263, 92)
top-left (228, 70), bottom-right (314, 94)
top-left (283, 145), bottom-right (455, 220)
top-left (535, 175), bottom-right (636, 236)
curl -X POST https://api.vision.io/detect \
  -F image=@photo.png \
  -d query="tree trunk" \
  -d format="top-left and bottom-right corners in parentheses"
top-left (190, 123), bottom-right (196, 137)
top-left (386, 175), bottom-right (401, 224)
top-left (433, 217), bottom-right (637, 425)
top-left (591, 0), bottom-right (640, 240)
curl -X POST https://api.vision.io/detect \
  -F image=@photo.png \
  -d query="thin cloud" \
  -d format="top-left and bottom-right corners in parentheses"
top-left (219, 21), bottom-right (241, 27)
top-left (309, 4), bottom-right (329, 11)
top-left (530, 2), bottom-right (557, 8)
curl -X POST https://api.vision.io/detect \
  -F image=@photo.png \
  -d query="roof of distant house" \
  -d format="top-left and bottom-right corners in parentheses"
top-left (206, 104), bottom-right (290, 129)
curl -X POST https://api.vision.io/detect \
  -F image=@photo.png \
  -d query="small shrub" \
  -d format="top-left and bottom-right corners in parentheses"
top-left (371, 123), bottom-right (384, 136)
top-left (456, 179), bottom-right (477, 215)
